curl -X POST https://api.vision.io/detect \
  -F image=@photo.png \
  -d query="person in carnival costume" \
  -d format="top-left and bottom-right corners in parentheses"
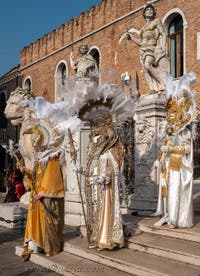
top-left (72, 83), bottom-right (135, 250)
top-left (153, 72), bottom-right (197, 228)
top-left (19, 97), bottom-right (82, 261)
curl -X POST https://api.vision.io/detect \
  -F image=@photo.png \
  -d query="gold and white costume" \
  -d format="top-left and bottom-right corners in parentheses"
top-left (73, 83), bottom-right (135, 249)
top-left (153, 72), bottom-right (196, 228)
top-left (86, 137), bottom-right (124, 250)
top-left (167, 128), bottom-right (193, 227)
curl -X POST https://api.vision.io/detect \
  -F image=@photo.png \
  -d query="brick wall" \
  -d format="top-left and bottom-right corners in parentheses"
top-left (20, 0), bottom-right (200, 103)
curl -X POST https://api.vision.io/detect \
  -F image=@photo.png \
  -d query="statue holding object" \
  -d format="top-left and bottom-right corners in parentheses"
top-left (120, 4), bottom-right (170, 94)
top-left (70, 44), bottom-right (99, 83)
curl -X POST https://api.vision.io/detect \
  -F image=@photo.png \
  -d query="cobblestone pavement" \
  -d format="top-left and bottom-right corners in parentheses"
top-left (0, 226), bottom-right (59, 276)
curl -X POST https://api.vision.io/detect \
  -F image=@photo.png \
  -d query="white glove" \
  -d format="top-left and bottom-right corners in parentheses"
top-left (73, 163), bottom-right (82, 173)
top-left (89, 176), bottom-right (105, 185)
top-left (154, 160), bottom-right (160, 168)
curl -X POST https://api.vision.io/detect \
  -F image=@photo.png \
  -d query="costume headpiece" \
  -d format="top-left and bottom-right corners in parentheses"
top-left (24, 97), bottom-right (82, 163)
top-left (163, 72), bottom-right (197, 136)
top-left (74, 83), bottom-right (135, 131)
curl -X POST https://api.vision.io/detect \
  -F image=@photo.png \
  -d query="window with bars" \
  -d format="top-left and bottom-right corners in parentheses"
top-left (168, 15), bottom-right (183, 79)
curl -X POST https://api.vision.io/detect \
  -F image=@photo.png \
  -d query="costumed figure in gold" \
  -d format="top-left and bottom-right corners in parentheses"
top-left (74, 84), bottom-right (135, 250)
top-left (18, 97), bottom-right (81, 261)
top-left (85, 117), bottom-right (124, 250)
top-left (21, 126), bottom-right (65, 260)
top-left (153, 72), bottom-right (197, 228)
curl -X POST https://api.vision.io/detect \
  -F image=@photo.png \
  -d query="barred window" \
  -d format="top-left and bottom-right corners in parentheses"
top-left (168, 15), bottom-right (183, 78)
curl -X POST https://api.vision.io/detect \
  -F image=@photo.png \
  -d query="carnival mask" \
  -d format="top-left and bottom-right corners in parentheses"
top-left (165, 94), bottom-right (192, 135)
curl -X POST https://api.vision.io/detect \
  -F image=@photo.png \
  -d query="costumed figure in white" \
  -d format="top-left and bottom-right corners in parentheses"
top-left (72, 84), bottom-right (135, 250)
top-left (153, 72), bottom-right (197, 228)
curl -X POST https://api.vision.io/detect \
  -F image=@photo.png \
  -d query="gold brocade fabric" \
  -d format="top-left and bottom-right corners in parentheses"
top-left (161, 184), bottom-right (167, 197)
top-left (169, 153), bottom-right (183, 171)
top-left (24, 157), bottom-right (64, 256)
top-left (87, 152), bottom-right (124, 250)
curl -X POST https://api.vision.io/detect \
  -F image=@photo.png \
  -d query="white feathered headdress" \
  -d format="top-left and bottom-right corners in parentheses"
top-left (23, 97), bottom-right (82, 163)
top-left (59, 81), bottom-right (135, 127)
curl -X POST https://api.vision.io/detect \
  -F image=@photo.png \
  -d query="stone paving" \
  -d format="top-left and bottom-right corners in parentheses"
top-left (0, 225), bottom-right (59, 275)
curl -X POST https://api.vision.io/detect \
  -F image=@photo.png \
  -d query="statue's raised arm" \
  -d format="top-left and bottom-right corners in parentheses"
top-left (119, 27), bottom-right (140, 46)
top-left (120, 4), bottom-right (170, 94)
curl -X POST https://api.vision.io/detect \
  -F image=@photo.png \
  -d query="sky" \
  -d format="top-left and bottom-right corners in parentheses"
top-left (0, 0), bottom-right (102, 77)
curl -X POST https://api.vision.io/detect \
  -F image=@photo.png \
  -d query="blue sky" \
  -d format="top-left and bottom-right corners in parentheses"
top-left (0, 0), bottom-right (102, 77)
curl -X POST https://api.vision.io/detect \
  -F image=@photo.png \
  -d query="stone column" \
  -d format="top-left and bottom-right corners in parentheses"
top-left (128, 93), bottom-right (166, 211)
top-left (64, 126), bottom-right (90, 227)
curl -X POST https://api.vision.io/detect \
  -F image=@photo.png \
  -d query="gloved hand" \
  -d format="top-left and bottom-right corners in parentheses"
top-left (73, 163), bottom-right (83, 174)
top-left (89, 176), bottom-right (105, 185)
top-left (153, 160), bottom-right (160, 168)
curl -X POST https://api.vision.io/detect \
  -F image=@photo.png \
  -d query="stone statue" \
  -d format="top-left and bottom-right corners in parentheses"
top-left (4, 88), bottom-right (35, 170)
top-left (70, 44), bottom-right (99, 82)
top-left (120, 4), bottom-right (170, 94)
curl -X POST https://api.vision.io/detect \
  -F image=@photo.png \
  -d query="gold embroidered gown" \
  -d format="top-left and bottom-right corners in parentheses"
top-left (86, 141), bottom-right (124, 250)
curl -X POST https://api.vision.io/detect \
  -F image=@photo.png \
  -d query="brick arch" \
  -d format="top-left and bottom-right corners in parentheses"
top-left (88, 46), bottom-right (101, 84)
top-left (54, 60), bottom-right (68, 102)
top-left (23, 76), bottom-right (32, 91)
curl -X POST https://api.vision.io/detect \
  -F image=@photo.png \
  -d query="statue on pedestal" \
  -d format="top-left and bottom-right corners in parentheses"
top-left (70, 44), bottom-right (99, 84)
top-left (120, 4), bottom-right (170, 94)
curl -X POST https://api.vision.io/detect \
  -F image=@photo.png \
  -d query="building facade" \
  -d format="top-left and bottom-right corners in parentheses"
top-left (19, 0), bottom-right (200, 102)
top-left (2, 0), bottom-right (200, 214)
top-left (0, 66), bottom-right (21, 191)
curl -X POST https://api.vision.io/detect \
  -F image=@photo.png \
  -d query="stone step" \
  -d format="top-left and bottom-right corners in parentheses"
top-left (137, 216), bottom-right (200, 243)
top-left (0, 202), bottom-right (27, 229)
top-left (127, 231), bottom-right (200, 267)
top-left (15, 246), bottom-right (132, 276)
top-left (63, 236), bottom-right (200, 276)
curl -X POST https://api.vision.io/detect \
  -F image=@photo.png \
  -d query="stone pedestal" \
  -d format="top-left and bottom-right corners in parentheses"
top-left (128, 92), bottom-right (166, 211)
top-left (64, 126), bottom-right (90, 227)
top-left (74, 77), bottom-right (98, 89)
top-left (0, 202), bottom-right (27, 229)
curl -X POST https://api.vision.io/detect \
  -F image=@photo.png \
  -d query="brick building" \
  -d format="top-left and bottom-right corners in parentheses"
top-left (1, 0), bottom-right (200, 213)
top-left (0, 66), bottom-right (21, 191)
top-left (19, 0), bottom-right (200, 104)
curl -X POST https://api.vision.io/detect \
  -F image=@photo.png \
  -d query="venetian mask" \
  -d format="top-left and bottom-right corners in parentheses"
top-left (165, 95), bottom-right (192, 135)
